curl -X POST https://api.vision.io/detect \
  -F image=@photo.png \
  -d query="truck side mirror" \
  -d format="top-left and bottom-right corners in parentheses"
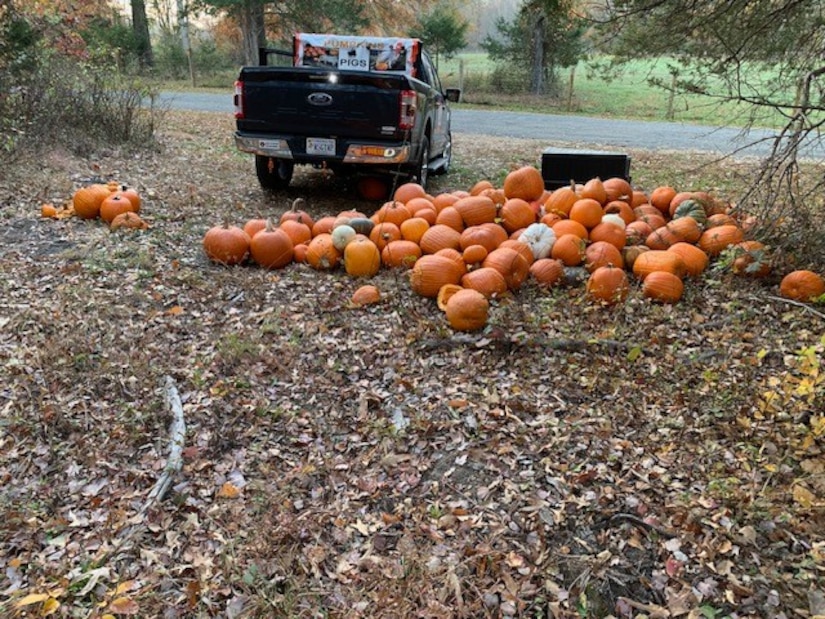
top-left (445, 88), bottom-right (461, 103)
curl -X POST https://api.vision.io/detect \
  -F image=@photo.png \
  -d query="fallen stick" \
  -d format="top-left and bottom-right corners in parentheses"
top-left (93, 376), bottom-right (187, 567)
top-left (766, 294), bottom-right (825, 321)
top-left (141, 375), bottom-right (186, 512)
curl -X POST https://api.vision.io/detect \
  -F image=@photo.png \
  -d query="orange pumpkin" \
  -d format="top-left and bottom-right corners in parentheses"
top-left (602, 177), bottom-right (633, 203)
top-left (369, 222), bottom-right (402, 250)
top-left (243, 218), bottom-right (268, 239)
top-left (410, 255), bottom-right (464, 297)
top-left (589, 221), bottom-right (626, 250)
top-left (381, 240), bottom-right (422, 269)
top-left (667, 243), bottom-right (709, 278)
top-left (445, 289), bottom-right (489, 331)
top-left (436, 283), bottom-right (464, 311)
top-left (585, 241), bottom-right (624, 272)
top-left (352, 284), bottom-right (381, 306)
top-left (72, 184), bottom-right (111, 219)
top-left (356, 176), bottom-right (390, 201)
top-left (453, 195), bottom-right (497, 226)
top-left (399, 217), bottom-right (430, 244)
top-left (632, 250), bottom-right (686, 281)
top-left (203, 224), bottom-right (251, 266)
top-left (250, 223), bottom-right (294, 269)
top-left (110, 211), bottom-right (148, 231)
top-left (461, 267), bottom-right (508, 298)
top-left (306, 233), bottom-right (342, 270)
top-left (586, 265), bottom-right (630, 305)
top-left (372, 201), bottom-right (411, 227)
top-left (665, 216), bottom-right (702, 244)
top-left (551, 219), bottom-right (588, 240)
top-left (99, 193), bottom-right (135, 224)
top-left (643, 271), bottom-right (684, 303)
top-left (419, 224), bottom-right (462, 254)
top-left (344, 236), bottom-right (381, 277)
top-left (544, 184), bottom-right (578, 217)
top-left (460, 225), bottom-right (501, 252)
top-left (779, 270), bottom-right (825, 301)
top-left (393, 182), bottom-right (427, 204)
top-left (569, 198), bottom-right (604, 229)
top-left (435, 206), bottom-right (465, 232)
top-left (551, 233), bottom-right (586, 266)
top-left (579, 177), bottom-right (608, 205)
top-left (499, 198), bottom-right (537, 233)
top-left (649, 186), bottom-right (677, 214)
top-left (697, 224), bottom-right (744, 256)
top-left (462, 244), bottom-right (489, 266)
top-left (529, 258), bottom-right (564, 287)
top-left (279, 220), bottom-right (312, 247)
top-left (503, 166), bottom-right (545, 201)
top-left (731, 240), bottom-right (770, 278)
top-left (483, 247), bottom-right (531, 290)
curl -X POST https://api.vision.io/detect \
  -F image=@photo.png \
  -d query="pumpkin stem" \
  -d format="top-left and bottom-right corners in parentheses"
top-left (291, 197), bottom-right (307, 212)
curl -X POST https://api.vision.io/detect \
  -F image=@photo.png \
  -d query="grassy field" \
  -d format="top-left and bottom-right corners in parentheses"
top-left (437, 53), bottom-right (792, 128)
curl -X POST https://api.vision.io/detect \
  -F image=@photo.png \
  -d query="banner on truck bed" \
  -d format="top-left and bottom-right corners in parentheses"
top-left (294, 33), bottom-right (420, 76)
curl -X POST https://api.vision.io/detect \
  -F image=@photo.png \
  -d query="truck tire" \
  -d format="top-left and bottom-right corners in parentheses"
top-left (255, 156), bottom-right (294, 190)
top-left (414, 135), bottom-right (430, 188)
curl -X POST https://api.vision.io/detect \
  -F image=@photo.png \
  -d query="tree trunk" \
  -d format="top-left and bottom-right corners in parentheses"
top-left (131, 0), bottom-right (153, 68)
top-left (530, 13), bottom-right (545, 95)
top-left (237, 0), bottom-right (266, 66)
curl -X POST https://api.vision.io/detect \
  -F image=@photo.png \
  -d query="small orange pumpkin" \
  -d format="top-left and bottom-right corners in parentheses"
top-left (779, 270), bottom-right (825, 301)
top-left (352, 284), bottom-right (381, 306)
top-left (643, 271), bottom-right (684, 303)
top-left (381, 240), bottom-right (422, 269)
top-left (250, 222), bottom-right (294, 269)
top-left (344, 236), bottom-right (381, 277)
top-left (445, 288), bottom-right (489, 331)
top-left (529, 258), bottom-right (564, 287)
top-left (410, 255), bottom-right (464, 297)
top-left (551, 233), bottom-right (586, 266)
top-left (460, 267), bottom-right (508, 298)
top-left (697, 224), bottom-right (744, 256)
top-left (306, 233), bottom-right (342, 270)
top-left (419, 224), bottom-right (462, 254)
top-left (503, 166), bottom-right (545, 201)
top-left (586, 265), bottom-right (629, 305)
top-left (632, 250), bottom-right (685, 281)
top-left (203, 224), bottom-right (251, 266)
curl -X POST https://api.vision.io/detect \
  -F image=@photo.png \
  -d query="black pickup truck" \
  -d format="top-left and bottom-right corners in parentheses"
top-left (234, 33), bottom-right (460, 192)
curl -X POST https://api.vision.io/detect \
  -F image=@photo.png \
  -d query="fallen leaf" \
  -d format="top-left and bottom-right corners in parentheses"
top-left (217, 482), bottom-right (241, 499)
top-left (108, 596), bottom-right (140, 615)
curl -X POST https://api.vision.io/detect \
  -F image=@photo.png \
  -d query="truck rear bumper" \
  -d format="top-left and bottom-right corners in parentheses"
top-left (235, 132), bottom-right (411, 165)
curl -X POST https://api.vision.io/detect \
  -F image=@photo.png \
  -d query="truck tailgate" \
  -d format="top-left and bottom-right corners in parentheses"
top-left (237, 67), bottom-right (412, 140)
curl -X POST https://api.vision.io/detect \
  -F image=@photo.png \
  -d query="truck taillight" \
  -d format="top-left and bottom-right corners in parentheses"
top-left (234, 80), bottom-right (244, 119)
top-left (399, 89), bottom-right (416, 130)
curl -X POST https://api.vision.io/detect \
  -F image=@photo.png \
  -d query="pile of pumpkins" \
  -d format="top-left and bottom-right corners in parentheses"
top-left (42, 182), bottom-right (148, 230)
top-left (202, 166), bottom-right (825, 331)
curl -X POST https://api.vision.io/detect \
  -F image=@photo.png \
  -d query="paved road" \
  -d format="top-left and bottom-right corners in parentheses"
top-left (157, 90), bottom-right (801, 159)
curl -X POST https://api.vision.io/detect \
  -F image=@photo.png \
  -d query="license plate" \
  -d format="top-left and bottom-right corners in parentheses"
top-left (306, 137), bottom-right (336, 155)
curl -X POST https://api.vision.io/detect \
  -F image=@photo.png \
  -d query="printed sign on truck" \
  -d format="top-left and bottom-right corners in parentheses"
top-left (293, 33), bottom-right (420, 76)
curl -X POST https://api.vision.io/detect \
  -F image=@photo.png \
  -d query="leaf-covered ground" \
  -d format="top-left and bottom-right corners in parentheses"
top-left (1, 111), bottom-right (824, 618)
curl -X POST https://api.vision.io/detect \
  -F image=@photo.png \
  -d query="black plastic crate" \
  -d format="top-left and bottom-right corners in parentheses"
top-left (541, 148), bottom-right (631, 190)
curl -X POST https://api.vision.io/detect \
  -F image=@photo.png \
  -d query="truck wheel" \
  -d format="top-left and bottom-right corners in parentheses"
top-left (414, 136), bottom-right (430, 188)
top-left (255, 156), bottom-right (294, 190)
